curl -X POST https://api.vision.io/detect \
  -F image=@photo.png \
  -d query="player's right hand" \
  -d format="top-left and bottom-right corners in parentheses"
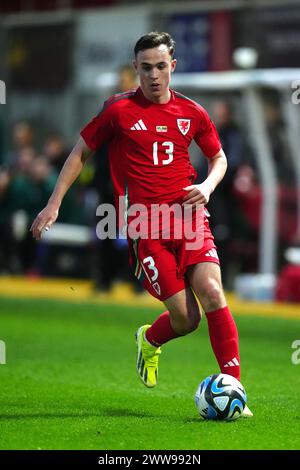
top-left (30, 204), bottom-right (59, 240)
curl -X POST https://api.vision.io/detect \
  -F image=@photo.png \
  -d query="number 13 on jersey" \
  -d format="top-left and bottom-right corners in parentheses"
top-left (153, 141), bottom-right (174, 165)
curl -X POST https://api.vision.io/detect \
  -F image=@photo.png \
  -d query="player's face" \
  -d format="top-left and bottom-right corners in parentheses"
top-left (133, 45), bottom-right (176, 104)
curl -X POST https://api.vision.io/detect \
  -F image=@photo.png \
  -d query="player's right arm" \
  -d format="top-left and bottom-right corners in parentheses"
top-left (30, 137), bottom-right (92, 240)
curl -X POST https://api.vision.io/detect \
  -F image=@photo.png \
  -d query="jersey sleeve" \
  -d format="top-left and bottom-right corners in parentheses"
top-left (194, 106), bottom-right (222, 158)
top-left (80, 100), bottom-right (116, 151)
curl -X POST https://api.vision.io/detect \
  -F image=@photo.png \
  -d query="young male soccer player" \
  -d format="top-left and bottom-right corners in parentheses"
top-left (31, 32), bottom-right (252, 417)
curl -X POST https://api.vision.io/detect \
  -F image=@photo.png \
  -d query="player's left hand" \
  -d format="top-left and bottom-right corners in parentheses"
top-left (182, 182), bottom-right (212, 207)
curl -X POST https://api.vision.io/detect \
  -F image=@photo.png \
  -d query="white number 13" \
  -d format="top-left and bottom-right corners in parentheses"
top-left (143, 256), bottom-right (158, 282)
top-left (153, 141), bottom-right (174, 165)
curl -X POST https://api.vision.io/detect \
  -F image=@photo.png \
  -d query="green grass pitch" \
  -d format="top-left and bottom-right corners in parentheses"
top-left (0, 296), bottom-right (299, 450)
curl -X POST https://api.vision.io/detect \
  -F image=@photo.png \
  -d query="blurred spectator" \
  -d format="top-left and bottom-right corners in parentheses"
top-left (14, 146), bottom-right (36, 176)
top-left (8, 121), bottom-right (35, 167)
top-left (13, 121), bottom-right (34, 149)
top-left (10, 156), bottom-right (57, 274)
top-left (0, 167), bottom-right (10, 198)
top-left (231, 165), bottom-right (261, 273)
top-left (0, 167), bottom-right (15, 272)
top-left (43, 133), bottom-right (88, 223)
top-left (117, 64), bottom-right (139, 91)
top-left (276, 262), bottom-right (300, 303)
top-left (264, 100), bottom-right (297, 265)
top-left (28, 156), bottom-right (88, 274)
top-left (264, 101), bottom-right (293, 184)
top-left (276, 247), bottom-right (300, 303)
top-left (92, 64), bottom-right (138, 292)
top-left (0, 150), bottom-right (87, 275)
top-left (212, 101), bottom-right (244, 177)
top-left (43, 133), bottom-right (69, 172)
top-left (207, 100), bottom-right (247, 288)
top-left (233, 165), bottom-right (298, 274)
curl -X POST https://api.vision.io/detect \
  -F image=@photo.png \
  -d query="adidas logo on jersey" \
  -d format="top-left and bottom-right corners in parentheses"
top-left (205, 248), bottom-right (219, 259)
top-left (224, 357), bottom-right (240, 368)
top-left (130, 119), bottom-right (147, 130)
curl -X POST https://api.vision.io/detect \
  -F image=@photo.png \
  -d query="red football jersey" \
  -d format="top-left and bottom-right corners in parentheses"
top-left (81, 87), bottom-right (221, 207)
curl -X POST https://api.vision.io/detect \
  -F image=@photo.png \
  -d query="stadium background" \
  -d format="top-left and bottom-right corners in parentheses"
top-left (0, 0), bottom-right (300, 451)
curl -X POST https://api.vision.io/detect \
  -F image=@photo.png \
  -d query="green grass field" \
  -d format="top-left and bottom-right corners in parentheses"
top-left (0, 296), bottom-right (299, 450)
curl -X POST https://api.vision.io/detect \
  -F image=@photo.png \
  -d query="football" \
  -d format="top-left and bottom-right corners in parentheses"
top-left (195, 373), bottom-right (247, 421)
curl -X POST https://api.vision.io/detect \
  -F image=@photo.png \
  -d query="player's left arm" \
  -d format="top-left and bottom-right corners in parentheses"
top-left (183, 148), bottom-right (227, 207)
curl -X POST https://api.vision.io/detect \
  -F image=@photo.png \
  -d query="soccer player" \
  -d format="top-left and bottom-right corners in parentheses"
top-left (31, 32), bottom-right (252, 417)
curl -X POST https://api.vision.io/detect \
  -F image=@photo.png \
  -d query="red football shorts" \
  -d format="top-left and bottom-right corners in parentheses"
top-left (128, 218), bottom-right (220, 301)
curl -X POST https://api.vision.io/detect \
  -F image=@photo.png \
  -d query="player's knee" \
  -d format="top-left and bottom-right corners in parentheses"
top-left (200, 279), bottom-right (224, 311)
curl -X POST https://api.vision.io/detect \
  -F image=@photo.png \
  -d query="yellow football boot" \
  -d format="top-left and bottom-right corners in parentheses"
top-left (135, 325), bottom-right (161, 388)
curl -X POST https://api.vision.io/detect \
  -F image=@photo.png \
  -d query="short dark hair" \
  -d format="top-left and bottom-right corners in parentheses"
top-left (134, 32), bottom-right (175, 58)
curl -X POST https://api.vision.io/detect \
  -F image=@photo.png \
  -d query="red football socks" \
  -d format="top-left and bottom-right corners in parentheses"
top-left (145, 311), bottom-right (181, 347)
top-left (145, 306), bottom-right (241, 381)
top-left (205, 306), bottom-right (240, 380)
